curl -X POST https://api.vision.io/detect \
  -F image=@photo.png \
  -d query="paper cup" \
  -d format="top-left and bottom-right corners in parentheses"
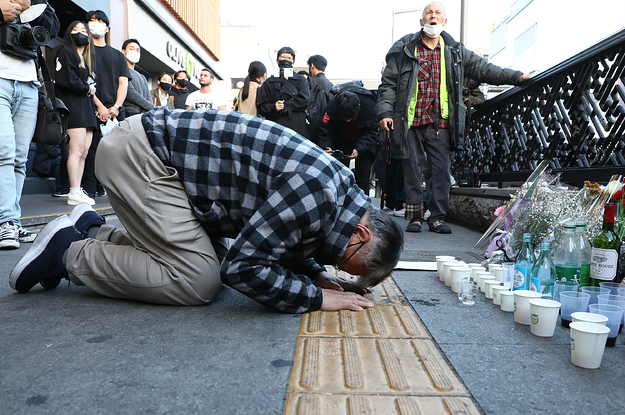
top-left (492, 284), bottom-right (511, 306)
top-left (500, 291), bottom-right (515, 312)
top-left (469, 264), bottom-right (485, 280)
top-left (449, 267), bottom-right (472, 293)
top-left (493, 267), bottom-right (504, 283)
top-left (570, 322), bottom-right (611, 369)
top-left (484, 280), bottom-right (501, 300)
top-left (571, 312), bottom-right (608, 326)
top-left (513, 290), bottom-right (543, 325)
top-left (436, 257), bottom-right (456, 281)
top-left (442, 261), bottom-right (459, 286)
top-left (488, 263), bottom-right (503, 273)
top-left (529, 299), bottom-right (561, 337)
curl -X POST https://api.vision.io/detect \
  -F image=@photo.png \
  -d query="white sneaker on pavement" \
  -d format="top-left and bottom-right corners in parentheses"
top-left (68, 188), bottom-right (96, 206)
top-left (0, 221), bottom-right (19, 249)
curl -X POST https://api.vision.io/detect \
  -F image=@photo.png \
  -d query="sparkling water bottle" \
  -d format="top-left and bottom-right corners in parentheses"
top-left (514, 233), bottom-right (535, 290)
top-left (554, 221), bottom-right (581, 284)
top-left (529, 240), bottom-right (556, 299)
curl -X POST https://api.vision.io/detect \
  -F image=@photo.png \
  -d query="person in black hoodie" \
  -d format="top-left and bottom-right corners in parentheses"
top-left (169, 70), bottom-right (190, 109)
top-left (256, 46), bottom-right (310, 138)
top-left (318, 86), bottom-right (379, 194)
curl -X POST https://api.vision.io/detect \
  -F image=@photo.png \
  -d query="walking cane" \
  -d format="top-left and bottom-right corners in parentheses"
top-left (380, 126), bottom-right (391, 210)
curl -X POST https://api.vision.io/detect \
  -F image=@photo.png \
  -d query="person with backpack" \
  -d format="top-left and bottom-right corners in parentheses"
top-left (306, 55), bottom-right (333, 143)
top-left (318, 85), bottom-right (379, 194)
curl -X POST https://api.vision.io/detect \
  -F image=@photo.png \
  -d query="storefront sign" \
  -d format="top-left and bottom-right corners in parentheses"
top-left (166, 41), bottom-right (202, 80)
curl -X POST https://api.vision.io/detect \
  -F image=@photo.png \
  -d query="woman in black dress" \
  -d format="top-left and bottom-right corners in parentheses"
top-left (54, 21), bottom-right (98, 206)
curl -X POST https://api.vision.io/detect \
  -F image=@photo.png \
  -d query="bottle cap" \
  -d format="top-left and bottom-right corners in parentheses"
top-left (575, 220), bottom-right (587, 227)
top-left (564, 221), bottom-right (576, 229)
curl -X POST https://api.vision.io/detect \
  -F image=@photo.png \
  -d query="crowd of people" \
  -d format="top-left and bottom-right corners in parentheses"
top-left (4, 1), bottom-right (531, 315)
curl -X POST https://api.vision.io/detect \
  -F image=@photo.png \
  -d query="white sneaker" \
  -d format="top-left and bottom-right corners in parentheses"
top-left (393, 208), bottom-right (406, 217)
top-left (18, 227), bottom-right (37, 243)
top-left (68, 188), bottom-right (96, 206)
top-left (0, 221), bottom-right (19, 249)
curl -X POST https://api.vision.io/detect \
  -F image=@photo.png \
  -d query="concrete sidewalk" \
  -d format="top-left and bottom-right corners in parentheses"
top-left (1, 195), bottom-right (623, 414)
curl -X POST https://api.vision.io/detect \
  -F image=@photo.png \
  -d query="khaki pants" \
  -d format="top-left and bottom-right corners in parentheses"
top-left (66, 115), bottom-right (223, 305)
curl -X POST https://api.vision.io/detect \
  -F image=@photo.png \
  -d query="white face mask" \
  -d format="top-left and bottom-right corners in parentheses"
top-left (423, 24), bottom-right (444, 39)
top-left (88, 22), bottom-right (107, 39)
top-left (126, 50), bottom-right (140, 64)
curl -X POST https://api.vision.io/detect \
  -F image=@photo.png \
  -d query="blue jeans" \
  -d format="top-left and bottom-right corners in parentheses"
top-left (0, 78), bottom-right (38, 225)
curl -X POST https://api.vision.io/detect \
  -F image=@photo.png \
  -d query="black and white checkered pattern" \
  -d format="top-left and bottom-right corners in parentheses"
top-left (142, 108), bottom-right (371, 313)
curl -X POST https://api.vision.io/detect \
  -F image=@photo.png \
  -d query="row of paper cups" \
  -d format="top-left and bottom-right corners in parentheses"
top-left (435, 256), bottom-right (614, 369)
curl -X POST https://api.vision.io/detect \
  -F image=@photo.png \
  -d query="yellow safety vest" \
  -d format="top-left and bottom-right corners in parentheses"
top-left (407, 36), bottom-right (449, 127)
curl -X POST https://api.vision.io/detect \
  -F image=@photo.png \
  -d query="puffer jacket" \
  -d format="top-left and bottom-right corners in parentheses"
top-left (375, 30), bottom-right (523, 158)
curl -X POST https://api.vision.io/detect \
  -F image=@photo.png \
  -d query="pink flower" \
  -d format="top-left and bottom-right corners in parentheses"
top-left (494, 205), bottom-right (507, 217)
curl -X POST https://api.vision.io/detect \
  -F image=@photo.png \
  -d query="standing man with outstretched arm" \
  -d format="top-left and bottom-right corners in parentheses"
top-left (375, 1), bottom-right (530, 235)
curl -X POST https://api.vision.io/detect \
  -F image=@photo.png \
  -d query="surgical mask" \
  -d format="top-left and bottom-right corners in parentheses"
top-left (159, 82), bottom-right (172, 91)
top-left (71, 33), bottom-right (89, 47)
top-left (125, 50), bottom-right (140, 64)
top-left (423, 24), bottom-right (444, 39)
top-left (277, 59), bottom-right (293, 69)
top-left (88, 22), bottom-right (107, 38)
top-left (176, 79), bottom-right (189, 88)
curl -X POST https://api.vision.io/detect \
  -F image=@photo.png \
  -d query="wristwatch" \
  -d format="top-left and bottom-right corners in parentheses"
top-left (115, 104), bottom-right (122, 110)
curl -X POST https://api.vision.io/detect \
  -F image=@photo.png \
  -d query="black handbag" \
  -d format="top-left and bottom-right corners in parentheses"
top-left (32, 47), bottom-right (69, 145)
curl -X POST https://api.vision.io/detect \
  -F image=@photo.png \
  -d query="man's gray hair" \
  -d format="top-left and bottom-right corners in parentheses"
top-left (422, 2), bottom-right (447, 19)
top-left (357, 207), bottom-right (404, 287)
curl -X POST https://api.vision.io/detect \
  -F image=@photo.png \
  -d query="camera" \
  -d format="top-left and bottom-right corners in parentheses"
top-left (0, 22), bottom-right (50, 61)
top-left (332, 149), bottom-right (345, 160)
top-left (462, 87), bottom-right (471, 99)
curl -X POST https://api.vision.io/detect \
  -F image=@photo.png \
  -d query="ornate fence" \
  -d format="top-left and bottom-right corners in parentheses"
top-left (454, 28), bottom-right (625, 186)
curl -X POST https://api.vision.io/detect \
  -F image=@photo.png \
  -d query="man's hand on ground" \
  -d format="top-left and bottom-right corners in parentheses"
top-left (320, 288), bottom-right (374, 311)
top-left (314, 271), bottom-right (371, 295)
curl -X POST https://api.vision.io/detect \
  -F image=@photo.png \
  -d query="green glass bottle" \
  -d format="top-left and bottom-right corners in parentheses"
top-left (590, 204), bottom-right (622, 286)
top-left (529, 240), bottom-right (556, 299)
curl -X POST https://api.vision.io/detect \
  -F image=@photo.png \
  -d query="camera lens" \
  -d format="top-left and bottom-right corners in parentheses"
top-left (28, 26), bottom-right (50, 46)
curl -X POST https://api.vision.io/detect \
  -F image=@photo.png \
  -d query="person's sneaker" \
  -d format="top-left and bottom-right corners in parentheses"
top-left (405, 218), bottom-right (422, 233)
top-left (18, 227), bottom-right (37, 243)
top-left (393, 207), bottom-right (406, 217)
top-left (69, 203), bottom-right (106, 233)
top-left (428, 220), bottom-right (452, 234)
top-left (52, 188), bottom-right (69, 198)
top-left (96, 189), bottom-right (107, 197)
top-left (382, 206), bottom-right (393, 213)
top-left (9, 215), bottom-right (84, 293)
top-left (68, 188), bottom-right (96, 206)
top-left (0, 221), bottom-right (19, 250)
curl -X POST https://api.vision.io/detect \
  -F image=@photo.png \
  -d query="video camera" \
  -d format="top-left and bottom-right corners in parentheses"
top-left (0, 22), bottom-right (50, 61)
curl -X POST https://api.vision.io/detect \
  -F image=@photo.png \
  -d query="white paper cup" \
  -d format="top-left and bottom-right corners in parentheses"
top-left (488, 263), bottom-right (503, 273)
top-left (492, 284), bottom-right (510, 306)
top-left (442, 261), bottom-right (459, 285)
top-left (571, 312), bottom-right (608, 326)
top-left (468, 264), bottom-right (485, 280)
top-left (478, 275), bottom-right (495, 293)
top-left (500, 291), bottom-right (515, 312)
top-left (529, 299), bottom-right (561, 337)
top-left (484, 280), bottom-right (501, 300)
top-left (569, 322), bottom-right (611, 369)
top-left (493, 267), bottom-right (504, 283)
top-left (436, 256), bottom-right (456, 281)
top-left (513, 290), bottom-right (543, 325)
top-left (449, 267), bottom-right (472, 293)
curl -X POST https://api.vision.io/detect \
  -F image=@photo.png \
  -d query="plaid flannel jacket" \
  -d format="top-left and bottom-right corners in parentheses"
top-left (412, 34), bottom-right (449, 129)
top-left (141, 107), bottom-right (370, 313)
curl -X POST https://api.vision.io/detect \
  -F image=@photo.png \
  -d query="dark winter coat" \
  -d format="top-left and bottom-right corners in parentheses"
top-left (318, 86), bottom-right (380, 157)
top-left (375, 30), bottom-right (523, 158)
top-left (256, 73), bottom-right (310, 138)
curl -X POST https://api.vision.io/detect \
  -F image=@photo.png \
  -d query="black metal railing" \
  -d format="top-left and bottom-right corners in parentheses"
top-left (454, 27), bottom-right (625, 186)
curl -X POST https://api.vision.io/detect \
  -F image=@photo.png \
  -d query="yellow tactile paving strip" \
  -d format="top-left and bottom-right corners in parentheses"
top-left (284, 273), bottom-right (481, 415)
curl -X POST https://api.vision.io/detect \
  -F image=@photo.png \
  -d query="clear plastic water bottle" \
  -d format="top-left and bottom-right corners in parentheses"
top-left (575, 220), bottom-right (592, 287)
top-left (529, 240), bottom-right (556, 299)
top-left (514, 233), bottom-right (535, 290)
top-left (554, 221), bottom-right (581, 283)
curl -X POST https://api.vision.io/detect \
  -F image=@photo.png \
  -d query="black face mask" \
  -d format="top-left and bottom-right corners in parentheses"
top-left (71, 33), bottom-right (89, 47)
top-left (277, 59), bottom-right (293, 69)
top-left (176, 79), bottom-right (189, 88)
top-left (159, 82), bottom-right (172, 91)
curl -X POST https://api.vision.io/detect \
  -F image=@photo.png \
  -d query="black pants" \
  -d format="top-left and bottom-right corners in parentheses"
top-left (340, 151), bottom-right (375, 195)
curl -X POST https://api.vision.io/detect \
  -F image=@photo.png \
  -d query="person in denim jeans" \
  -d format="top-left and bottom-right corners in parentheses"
top-left (0, 0), bottom-right (59, 249)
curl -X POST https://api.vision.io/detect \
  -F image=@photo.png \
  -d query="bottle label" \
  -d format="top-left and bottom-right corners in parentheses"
top-left (513, 266), bottom-right (527, 290)
top-left (530, 277), bottom-right (541, 293)
top-left (579, 264), bottom-right (591, 287)
top-left (555, 266), bottom-right (580, 283)
top-left (590, 248), bottom-right (619, 280)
